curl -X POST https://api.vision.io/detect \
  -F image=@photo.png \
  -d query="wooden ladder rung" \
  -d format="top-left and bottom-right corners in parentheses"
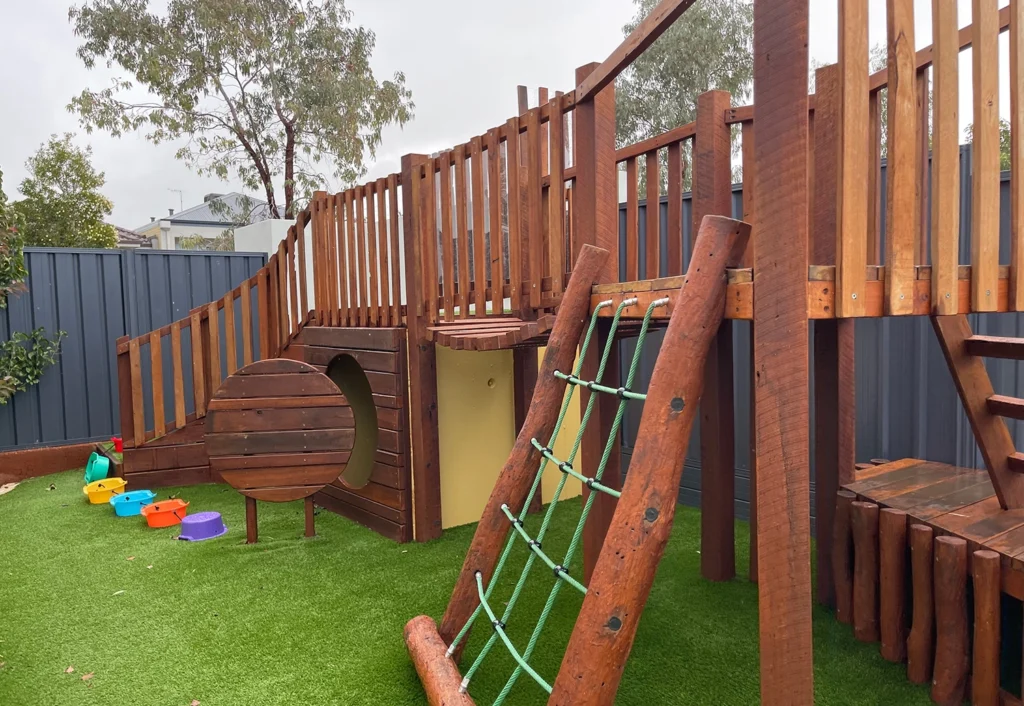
top-left (1008, 452), bottom-right (1024, 473)
top-left (986, 394), bottom-right (1024, 421)
top-left (965, 335), bottom-right (1024, 360)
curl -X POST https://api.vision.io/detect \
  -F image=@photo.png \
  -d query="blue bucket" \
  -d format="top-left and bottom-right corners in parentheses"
top-left (110, 490), bottom-right (156, 517)
top-left (83, 452), bottom-right (110, 484)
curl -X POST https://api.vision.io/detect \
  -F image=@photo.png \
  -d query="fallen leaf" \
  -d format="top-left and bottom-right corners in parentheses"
top-left (65, 666), bottom-right (74, 674)
top-left (47, 484), bottom-right (56, 491)
top-left (81, 673), bottom-right (93, 681)
top-left (112, 590), bottom-right (125, 596)
top-left (147, 565), bottom-right (153, 569)
top-left (126, 556), bottom-right (135, 561)
top-left (191, 700), bottom-right (201, 706)
top-left (0, 482), bottom-right (18, 496)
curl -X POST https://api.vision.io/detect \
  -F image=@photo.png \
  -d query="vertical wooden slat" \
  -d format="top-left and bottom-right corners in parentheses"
top-left (366, 182), bottom-right (380, 326)
top-left (525, 109), bottom-right (543, 309)
top-left (267, 255), bottom-right (278, 355)
top-left (355, 187), bottom-right (370, 327)
top-left (931, 0), bottom-right (960, 314)
top-left (257, 270), bottom-right (269, 361)
top-left (346, 190), bottom-right (359, 325)
top-left (539, 87), bottom-right (549, 174)
top-left (276, 241), bottom-right (289, 347)
top-left (320, 193), bottom-right (332, 324)
top-left (129, 337), bottom-right (145, 443)
top-left (645, 150), bottom-right (660, 278)
top-left (240, 278), bottom-right (253, 365)
top-left (867, 92), bottom-right (882, 265)
top-left (423, 160), bottom-right (439, 324)
top-left (388, 174), bottom-right (402, 325)
top-left (505, 120), bottom-right (523, 313)
top-left (170, 322), bottom-right (185, 430)
top-left (207, 301), bottom-right (222, 388)
top-left (488, 128), bottom-right (505, 314)
top-left (149, 332), bottom-right (165, 436)
top-left (311, 195), bottom-right (323, 320)
top-left (470, 137), bottom-right (487, 316)
top-left (223, 292), bottom-right (237, 374)
top-left (907, 523), bottom-right (934, 684)
top-left (837, 0), bottom-right (869, 317)
top-left (916, 71), bottom-right (931, 266)
top-left (190, 309), bottom-right (207, 415)
top-left (885, 0), bottom-right (917, 315)
top-left (287, 229), bottom-right (299, 334)
top-left (667, 141), bottom-right (683, 275)
top-left (334, 192), bottom-right (348, 326)
top-left (972, 0), bottom-right (1000, 312)
top-left (741, 123), bottom-right (756, 267)
top-left (973, 549), bottom-right (1001, 706)
top-left (439, 152), bottom-right (455, 322)
top-left (376, 177), bottom-right (391, 326)
top-left (296, 210), bottom-right (308, 321)
top-left (454, 145), bottom-right (471, 319)
top-left (1012, 0), bottom-right (1024, 309)
top-left (547, 96), bottom-right (565, 295)
top-left (626, 157), bottom-right (639, 280)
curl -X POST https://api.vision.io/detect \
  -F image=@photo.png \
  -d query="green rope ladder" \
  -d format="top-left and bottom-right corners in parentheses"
top-left (446, 296), bottom-right (669, 704)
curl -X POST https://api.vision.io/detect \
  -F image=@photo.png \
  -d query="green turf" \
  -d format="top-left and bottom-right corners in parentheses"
top-left (0, 470), bottom-right (931, 705)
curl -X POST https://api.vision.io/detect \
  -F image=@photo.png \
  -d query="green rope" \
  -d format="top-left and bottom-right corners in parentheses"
top-left (473, 572), bottom-right (552, 694)
top-left (530, 440), bottom-right (621, 498)
top-left (499, 504), bottom-right (586, 594)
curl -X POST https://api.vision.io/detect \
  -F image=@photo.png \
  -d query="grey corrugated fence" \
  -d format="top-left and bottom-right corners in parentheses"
top-left (0, 248), bottom-right (266, 451)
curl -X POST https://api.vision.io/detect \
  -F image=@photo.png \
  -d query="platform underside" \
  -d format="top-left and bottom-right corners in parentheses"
top-left (844, 459), bottom-right (1024, 599)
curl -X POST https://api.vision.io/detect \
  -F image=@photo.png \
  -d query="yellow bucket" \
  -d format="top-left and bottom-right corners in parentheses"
top-left (83, 477), bottom-right (127, 504)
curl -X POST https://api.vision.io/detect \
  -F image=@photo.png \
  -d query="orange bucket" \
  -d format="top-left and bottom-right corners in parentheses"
top-left (141, 499), bottom-right (189, 528)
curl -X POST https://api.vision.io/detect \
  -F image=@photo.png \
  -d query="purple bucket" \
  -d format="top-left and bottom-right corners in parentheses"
top-left (177, 511), bottom-right (228, 541)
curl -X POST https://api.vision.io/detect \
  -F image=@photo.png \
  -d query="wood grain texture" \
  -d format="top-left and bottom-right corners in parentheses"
top-left (644, 150), bottom-right (660, 278)
top-left (404, 616), bottom-right (477, 706)
top-left (833, 490), bottom-right (856, 624)
top-left (1012, 0), bottom-right (1024, 310)
top-left (625, 158), bottom-right (639, 281)
top-left (666, 140), bottom-right (683, 275)
top-left (546, 99), bottom-right (565, 297)
top-left (931, 535), bottom-right (968, 705)
top-left (550, 217), bottom-right (749, 706)
top-left (851, 500), bottom-right (880, 642)
top-left (972, 0), bottom-right (1001, 313)
top-left (470, 138), bottom-right (487, 316)
top-left (171, 323), bottom-right (186, 429)
top-left (504, 122), bottom-right (523, 313)
top-left (907, 523), bottom-right (934, 684)
top-left (878, 508), bottom-right (907, 662)
top-left (972, 549), bottom-right (1001, 706)
top-left (149, 332), bottom-right (165, 436)
top-left (931, 0), bottom-right (961, 314)
top-left (439, 152), bottom-right (455, 322)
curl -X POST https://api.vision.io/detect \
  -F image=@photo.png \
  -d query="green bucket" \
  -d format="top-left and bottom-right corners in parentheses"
top-left (83, 452), bottom-right (110, 484)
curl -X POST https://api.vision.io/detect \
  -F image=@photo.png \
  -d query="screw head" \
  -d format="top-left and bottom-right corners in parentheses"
top-left (851, 292), bottom-right (858, 300)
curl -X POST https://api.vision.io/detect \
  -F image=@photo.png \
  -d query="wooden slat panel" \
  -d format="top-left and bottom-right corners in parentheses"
top-left (257, 269), bottom-right (270, 361)
top-left (388, 173), bottom-right (402, 325)
top-left (333, 192), bottom-right (347, 326)
top-left (207, 300), bottom-right (222, 388)
top-left (488, 128), bottom-right (504, 314)
top-left (345, 190), bottom-right (359, 326)
top-left (885, 0), bottom-right (917, 315)
top-left (525, 109), bottom-right (543, 309)
top-left (741, 124), bottom-right (756, 267)
top-left (310, 195), bottom-right (322, 320)
top-left (366, 182), bottom-right (380, 326)
top-left (240, 278), bottom-right (253, 365)
top-left (439, 151), bottom-right (455, 322)
top-left (626, 157), bottom-right (639, 280)
top-left (470, 138), bottom-right (487, 316)
top-left (505, 120), bottom-right (523, 312)
top-left (1012, 0), bottom-right (1024, 310)
top-left (296, 210), bottom-right (308, 322)
top-left (223, 292), bottom-right (237, 374)
top-left (931, 0), bottom-right (961, 314)
top-left (276, 241), bottom-right (289, 347)
top-left (837, 0), bottom-right (870, 316)
top-left (972, 0), bottom-right (1001, 312)
top-left (287, 227), bottom-right (299, 334)
top-left (376, 178), bottom-right (391, 326)
top-left (547, 95), bottom-right (565, 296)
top-left (170, 321), bottom-right (185, 429)
top-left (646, 149), bottom-right (660, 278)
top-left (191, 309), bottom-right (207, 414)
top-left (454, 145), bottom-right (470, 319)
top-left (868, 92), bottom-right (882, 265)
top-left (917, 73), bottom-right (930, 266)
top-left (355, 187), bottom-right (370, 327)
top-left (149, 332), bottom-right (165, 436)
top-left (422, 159), bottom-right (439, 324)
top-left (129, 337), bottom-right (145, 443)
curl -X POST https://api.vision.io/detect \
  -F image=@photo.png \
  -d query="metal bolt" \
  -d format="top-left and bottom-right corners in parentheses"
top-left (899, 294), bottom-right (905, 300)
top-left (946, 292), bottom-right (951, 298)
top-left (644, 507), bottom-right (659, 522)
top-left (987, 289), bottom-right (991, 296)
top-left (851, 293), bottom-right (858, 300)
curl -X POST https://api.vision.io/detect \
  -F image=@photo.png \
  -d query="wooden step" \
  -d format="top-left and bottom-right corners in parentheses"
top-left (987, 395), bottom-right (1024, 421)
top-left (965, 335), bottom-right (1024, 360)
top-left (1008, 453), bottom-right (1024, 473)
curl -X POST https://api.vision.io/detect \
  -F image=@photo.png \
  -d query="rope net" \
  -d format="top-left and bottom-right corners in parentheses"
top-left (447, 296), bottom-right (669, 704)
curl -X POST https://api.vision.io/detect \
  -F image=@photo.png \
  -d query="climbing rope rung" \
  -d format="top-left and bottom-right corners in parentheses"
top-left (500, 505), bottom-right (587, 595)
top-left (530, 439), bottom-right (621, 499)
top-left (553, 370), bottom-right (646, 401)
top-left (471, 572), bottom-right (553, 694)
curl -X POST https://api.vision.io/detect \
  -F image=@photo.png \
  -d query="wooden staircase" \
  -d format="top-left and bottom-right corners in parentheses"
top-left (931, 315), bottom-right (1024, 506)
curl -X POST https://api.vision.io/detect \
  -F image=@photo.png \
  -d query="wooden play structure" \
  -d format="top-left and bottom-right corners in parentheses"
top-left (110, 0), bottom-right (1024, 701)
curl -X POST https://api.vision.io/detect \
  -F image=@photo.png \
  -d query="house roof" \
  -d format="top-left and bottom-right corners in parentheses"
top-left (110, 224), bottom-right (150, 247)
top-left (135, 192), bottom-right (270, 231)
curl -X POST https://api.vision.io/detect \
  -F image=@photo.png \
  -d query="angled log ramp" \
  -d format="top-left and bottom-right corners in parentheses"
top-left (406, 216), bottom-right (750, 706)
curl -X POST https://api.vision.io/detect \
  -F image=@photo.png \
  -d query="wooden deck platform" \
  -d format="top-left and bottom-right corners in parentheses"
top-left (844, 458), bottom-right (1024, 599)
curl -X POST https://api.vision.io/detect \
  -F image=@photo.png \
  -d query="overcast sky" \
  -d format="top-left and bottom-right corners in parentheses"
top-left (0, 0), bottom-right (1009, 231)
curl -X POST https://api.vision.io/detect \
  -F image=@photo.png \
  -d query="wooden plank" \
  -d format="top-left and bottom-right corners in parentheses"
top-left (190, 309), bottom-right (207, 415)
top-left (469, 138), bottom-right (487, 316)
top-left (334, 192), bottom-right (348, 326)
top-left (505, 123), bottom-right (523, 314)
top-left (116, 344), bottom-right (135, 448)
top-left (751, 0), bottom-right (814, 700)
top-left (547, 96), bottom-right (565, 296)
top-left (207, 300), bottom-right (222, 390)
top-left (170, 322), bottom-right (186, 430)
top-left (276, 241), bottom-right (289, 348)
top-left (215, 373), bottom-right (344, 399)
top-left (525, 110), bottom-right (543, 309)
top-left (931, 0), bottom-right (961, 314)
top-left (973, 0), bottom-right (1001, 312)
top-left (207, 407), bottom-right (353, 433)
top-left (223, 292), bottom-right (237, 375)
top-left (625, 157), bottom-right (639, 281)
top-left (438, 152), bottom-right (455, 322)
top-left (666, 141), bottom-right (683, 275)
top-left (376, 178), bottom-right (391, 326)
top-left (907, 523), bottom-right (935, 684)
top-left (851, 501), bottom-right (880, 641)
top-left (206, 428), bottom-right (354, 457)
top-left (616, 122), bottom-right (696, 164)
top-left (129, 337), bottom-right (145, 444)
top-left (388, 174), bottom-right (402, 325)
top-left (966, 335), bottom-right (1024, 359)
top-left (355, 187), bottom-right (370, 327)
top-left (837, 0), bottom-right (869, 316)
top-left (423, 162), bottom-right (441, 324)
top-left (149, 332), bottom-right (165, 436)
top-left (453, 145), bottom-right (471, 319)
top-left (973, 549), bottom-right (1001, 706)
top-left (207, 395), bottom-right (345, 411)
top-left (345, 190), bottom-right (359, 325)
top-left (917, 72), bottom-right (931, 266)
top-left (240, 278), bottom-right (253, 365)
top-left (1012, 0), bottom-right (1024, 310)
top-left (932, 314), bottom-right (1024, 508)
top-left (296, 208), bottom-right (308, 321)
top-left (287, 227), bottom-right (300, 333)
top-left (487, 129), bottom-right (505, 315)
top-left (867, 92), bottom-right (882, 265)
top-left (314, 490), bottom-right (409, 543)
top-left (645, 150), bottom-right (660, 278)
top-left (366, 182), bottom-right (381, 326)
top-left (297, 325), bottom-right (402, 351)
top-left (932, 536), bottom-right (969, 704)
top-left (885, 0), bottom-right (917, 315)
top-left (987, 394), bottom-right (1024, 420)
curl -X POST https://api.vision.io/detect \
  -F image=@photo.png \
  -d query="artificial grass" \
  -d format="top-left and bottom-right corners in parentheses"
top-left (0, 469), bottom-right (931, 705)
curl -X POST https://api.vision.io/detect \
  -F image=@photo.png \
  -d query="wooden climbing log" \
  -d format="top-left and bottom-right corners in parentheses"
top-left (851, 500), bottom-right (880, 642)
top-left (438, 244), bottom-right (610, 652)
top-left (550, 215), bottom-right (751, 706)
top-left (878, 508), bottom-right (907, 663)
top-left (405, 616), bottom-right (477, 706)
top-left (931, 535), bottom-right (968, 706)
top-left (906, 523), bottom-right (934, 684)
top-left (833, 490), bottom-right (856, 625)
top-left (972, 549), bottom-right (1000, 706)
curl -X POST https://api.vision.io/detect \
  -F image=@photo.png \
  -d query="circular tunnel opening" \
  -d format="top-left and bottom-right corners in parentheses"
top-left (326, 354), bottom-right (379, 489)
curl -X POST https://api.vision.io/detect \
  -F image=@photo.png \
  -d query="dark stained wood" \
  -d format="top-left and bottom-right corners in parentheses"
top-left (833, 490), bottom-right (856, 624)
top-left (210, 451), bottom-right (351, 471)
top-left (317, 482), bottom-right (405, 524)
top-left (205, 429), bottom-right (354, 457)
top-left (878, 508), bottom-right (907, 662)
top-left (404, 616), bottom-right (478, 706)
top-left (214, 373), bottom-right (342, 399)
top-left (116, 344), bottom-right (135, 449)
top-left (551, 217), bottom-right (750, 705)
top-left (125, 442), bottom-right (207, 473)
top-left (932, 535), bottom-right (969, 705)
top-left (513, 348), bottom-right (541, 513)
top-left (973, 549), bottom-right (1001, 706)
top-left (304, 496), bottom-right (315, 537)
top-left (851, 501), bottom-right (880, 642)
top-left (246, 496), bottom-right (258, 544)
top-left (0, 441), bottom-right (96, 484)
top-left (907, 523), bottom-right (934, 684)
top-left (313, 490), bottom-right (409, 542)
top-left (966, 335), bottom-right (1024, 359)
top-left (297, 325), bottom-right (402, 351)
top-left (988, 394), bottom-right (1024, 421)
top-left (207, 395), bottom-right (346, 411)
top-left (206, 407), bottom-right (353, 433)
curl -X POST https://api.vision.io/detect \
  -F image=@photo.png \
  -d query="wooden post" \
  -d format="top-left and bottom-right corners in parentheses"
top-left (931, 535), bottom-right (968, 705)
top-left (574, 61), bottom-right (621, 583)
top-left (813, 64), bottom-right (857, 609)
top-left (833, 490), bottom-right (856, 624)
top-left (304, 496), bottom-right (316, 538)
top-left (972, 549), bottom-right (1000, 706)
top-left (245, 496), bottom-right (258, 544)
top-left (401, 154), bottom-right (443, 542)
top-left (878, 508), bottom-right (907, 662)
top-left (851, 501), bottom-right (880, 642)
top-left (906, 523), bottom-right (934, 684)
top-left (694, 89), bottom-right (736, 582)
top-left (752, 0), bottom-right (814, 700)
top-left (513, 348), bottom-right (542, 513)
top-left (116, 340), bottom-right (136, 449)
